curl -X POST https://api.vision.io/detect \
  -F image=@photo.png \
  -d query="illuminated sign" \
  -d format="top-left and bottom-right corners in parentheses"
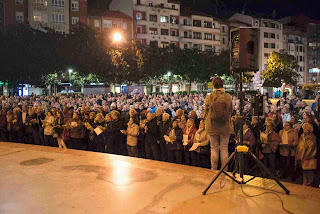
top-left (309, 68), bottom-right (320, 73)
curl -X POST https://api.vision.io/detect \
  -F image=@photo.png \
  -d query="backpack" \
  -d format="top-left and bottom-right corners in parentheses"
top-left (209, 91), bottom-right (229, 126)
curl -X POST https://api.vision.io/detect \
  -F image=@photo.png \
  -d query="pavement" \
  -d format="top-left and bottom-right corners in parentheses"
top-left (1, 142), bottom-right (320, 214)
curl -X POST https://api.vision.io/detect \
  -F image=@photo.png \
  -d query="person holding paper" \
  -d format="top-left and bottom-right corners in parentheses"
top-left (279, 122), bottom-right (299, 179)
top-left (183, 119), bottom-right (197, 166)
top-left (158, 113), bottom-right (171, 162)
top-left (65, 112), bottom-right (85, 150)
top-left (193, 120), bottom-right (210, 168)
top-left (92, 113), bottom-right (106, 153)
top-left (124, 110), bottom-right (140, 157)
top-left (165, 119), bottom-right (183, 164)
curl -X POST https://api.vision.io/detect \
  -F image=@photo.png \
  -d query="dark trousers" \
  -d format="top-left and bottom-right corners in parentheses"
top-left (264, 153), bottom-right (276, 174)
top-left (184, 148), bottom-right (196, 166)
top-left (0, 128), bottom-right (7, 142)
top-left (67, 138), bottom-right (85, 150)
top-left (168, 150), bottom-right (183, 164)
top-left (159, 141), bottom-right (168, 162)
top-left (195, 153), bottom-right (210, 168)
top-left (44, 135), bottom-right (54, 147)
top-left (145, 142), bottom-right (161, 161)
top-left (280, 155), bottom-right (296, 178)
top-left (94, 134), bottom-right (105, 153)
top-left (127, 145), bottom-right (138, 157)
top-left (32, 129), bottom-right (41, 145)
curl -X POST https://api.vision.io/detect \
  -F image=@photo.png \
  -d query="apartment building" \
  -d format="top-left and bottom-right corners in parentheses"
top-left (110, 0), bottom-right (180, 47)
top-left (282, 26), bottom-right (308, 85)
top-left (4, 0), bottom-right (29, 27)
top-left (280, 15), bottom-right (320, 84)
top-left (229, 13), bottom-right (283, 92)
top-left (69, 0), bottom-right (87, 26)
top-left (179, 11), bottom-right (221, 52)
top-left (88, 10), bottom-right (133, 43)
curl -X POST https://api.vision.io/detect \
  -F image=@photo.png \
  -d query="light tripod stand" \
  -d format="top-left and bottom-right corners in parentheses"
top-left (202, 72), bottom-right (290, 195)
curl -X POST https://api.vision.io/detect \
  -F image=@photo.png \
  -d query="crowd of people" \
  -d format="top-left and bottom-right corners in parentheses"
top-left (0, 77), bottom-right (319, 187)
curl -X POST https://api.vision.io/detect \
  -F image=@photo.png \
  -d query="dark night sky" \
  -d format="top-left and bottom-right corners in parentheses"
top-left (181, 0), bottom-right (320, 20)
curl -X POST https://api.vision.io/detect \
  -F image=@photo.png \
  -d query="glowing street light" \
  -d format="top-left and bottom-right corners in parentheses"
top-left (113, 32), bottom-right (122, 43)
top-left (68, 69), bottom-right (73, 91)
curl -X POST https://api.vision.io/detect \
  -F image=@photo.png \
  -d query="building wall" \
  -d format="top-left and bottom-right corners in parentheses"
top-left (179, 14), bottom-right (221, 52)
top-left (252, 18), bottom-right (283, 91)
top-left (4, 0), bottom-right (28, 27)
top-left (88, 13), bottom-right (133, 43)
top-left (307, 23), bottom-right (320, 83)
top-left (283, 26), bottom-right (308, 85)
top-left (69, 0), bottom-right (87, 26)
top-left (28, 0), bottom-right (70, 33)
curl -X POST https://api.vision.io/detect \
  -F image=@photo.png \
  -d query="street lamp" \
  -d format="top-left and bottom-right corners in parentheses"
top-left (113, 32), bottom-right (122, 43)
top-left (68, 69), bottom-right (73, 91)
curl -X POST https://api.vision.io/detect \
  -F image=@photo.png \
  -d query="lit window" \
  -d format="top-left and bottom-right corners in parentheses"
top-left (16, 12), bottom-right (24, 23)
top-left (52, 14), bottom-right (65, 23)
top-left (34, 0), bottom-right (47, 5)
top-left (71, 1), bottom-right (79, 11)
top-left (33, 11), bottom-right (42, 22)
top-left (52, 0), bottom-right (65, 7)
top-left (160, 16), bottom-right (168, 23)
top-left (161, 42), bottom-right (169, 48)
top-left (204, 33), bottom-right (212, 40)
top-left (136, 13), bottom-right (142, 20)
top-left (94, 19), bottom-right (100, 27)
top-left (172, 5), bottom-right (176, 9)
top-left (71, 17), bottom-right (79, 24)
top-left (149, 28), bottom-right (158, 35)
top-left (103, 20), bottom-right (112, 28)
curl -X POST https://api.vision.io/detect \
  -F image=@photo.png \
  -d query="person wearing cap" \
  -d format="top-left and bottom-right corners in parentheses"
top-left (260, 120), bottom-right (281, 174)
top-left (296, 122), bottom-right (317, 186)
top-left (279, 122), bottom-right (299, 179)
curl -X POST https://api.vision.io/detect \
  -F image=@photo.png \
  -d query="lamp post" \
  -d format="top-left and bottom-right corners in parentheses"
top-left (113, 32), bottom-right (123, 48)
top-left (68, 69), bottom-right (73, 92)
top-left (167, 72), bottom-right (172, 94)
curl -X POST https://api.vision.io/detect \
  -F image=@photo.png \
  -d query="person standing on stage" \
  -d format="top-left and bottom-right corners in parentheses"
top-left (205, 76), bottom-right (233, 170)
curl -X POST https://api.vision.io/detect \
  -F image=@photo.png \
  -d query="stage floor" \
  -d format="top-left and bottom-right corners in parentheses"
top-left (0, 142), bottom-right (320, 214)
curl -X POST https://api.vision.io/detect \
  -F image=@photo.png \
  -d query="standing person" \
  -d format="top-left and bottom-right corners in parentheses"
top-left (43, 111), bottom-right (55, 147)
top-left (165, 119), bottom-right (183, 164)
top-left (0, 106), bottom-right (7, 142)
top-left (296, 123), bottom-right (317, 186)
top-left (183, 119), bottom-right (197, 166)
top-left (110, 110), bottom-right (125, 155)
top-left (92, 113), bottom-right (106, 153)
top-left (138, 111), bottom-right (147, 158)
top-left (179, 114), bottom-right (187, 130)
top-left (66, 112), bottom-right (85, 150)
top-left (260, 121), bottom-right (281, 174)
top-left (145, 113), bottom-right (160, 160)
top-left (205, 76), bottom-right (233, 170)
top-left (193, 120), bottom-right (210, 168)
top-left (189, 110), bottom-right (200, 129)
top-left (158, 113), bottom-right (171, 162)
top-left (55, 111), bottom-right (67, 149)
top-left (124, 116), bottom-right (140, 157)
top-left (279, 122), bottom-right (299, 179)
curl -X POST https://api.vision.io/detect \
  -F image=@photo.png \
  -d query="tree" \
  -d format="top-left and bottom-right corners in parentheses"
top-left (0, 24), bottom-right (61, 93)
top-left (262, 50), bottom-right (300, 87)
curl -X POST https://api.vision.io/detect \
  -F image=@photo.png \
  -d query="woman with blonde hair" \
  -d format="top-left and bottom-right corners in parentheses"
top-left (43, 111), bottom-right (55, 147)
top-left (123, 116), bottom-right (140, 157)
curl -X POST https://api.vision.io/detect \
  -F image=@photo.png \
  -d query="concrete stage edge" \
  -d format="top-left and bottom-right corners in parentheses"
top-left (0, 142), bottom-right (320, 214)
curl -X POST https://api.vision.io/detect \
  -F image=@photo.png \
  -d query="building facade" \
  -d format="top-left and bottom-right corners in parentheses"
top-left (282, 26), bottom-right (308, 85)
top-left (229, 13), bottom-right (284, 92)
top-left (4, 0), bottom-right (29, 27)
top-left (69, 0), bottom-right (87, 26)
top-left (110, 0), bottom-right (180, 47)
top-left (179, 12), bottom-right (222, 52)
top-left (88, 10), bottom-right (133, 43)
top-left (280, 15), bottom-right (320, 84)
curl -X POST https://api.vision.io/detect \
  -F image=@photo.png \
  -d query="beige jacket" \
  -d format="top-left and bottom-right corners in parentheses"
top-left (279, 129), bottom-right (299, 156)
top-left (205, 88), bottom-right (232, 136)
top-left (193, 129), bottom-right (210, 153)
top-left (126, 123), bottom-right (139, 146)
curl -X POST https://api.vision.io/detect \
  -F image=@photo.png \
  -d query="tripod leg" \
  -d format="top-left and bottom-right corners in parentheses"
top-left (249, 151), bottom-right (290, 195)
top-left (203, 151), bottom-right (236, 195)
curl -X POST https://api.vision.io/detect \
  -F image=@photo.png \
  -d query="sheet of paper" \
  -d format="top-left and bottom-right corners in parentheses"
top-left (183, 134), bottom-right (189, 146)
top-left (164, 135), bottom-right (171, 143)
top-left (94, 127), bottom-right (103, 136)
top-left (260, 132), bottom-right (268, 143)
top-left (189, 143), bottom-right (200, 151)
